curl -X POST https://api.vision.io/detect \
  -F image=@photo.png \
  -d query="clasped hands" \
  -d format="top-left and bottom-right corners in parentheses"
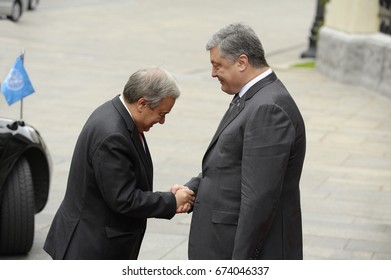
top-left (170, 184), bottom-right (195, 213)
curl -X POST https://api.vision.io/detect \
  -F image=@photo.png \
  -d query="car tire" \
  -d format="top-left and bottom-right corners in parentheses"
top-left (8, 1), bottom-right (22, 22)
top-left (28, 0), bottom-right (39, 10)
top-left (0, 157), bottom-right (35, 255)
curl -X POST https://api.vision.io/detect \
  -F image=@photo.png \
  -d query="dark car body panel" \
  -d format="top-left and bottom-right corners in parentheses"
top-left (0, 117), bottom-right (51, 213)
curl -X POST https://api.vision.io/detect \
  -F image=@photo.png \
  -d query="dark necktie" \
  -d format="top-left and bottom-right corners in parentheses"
top-left (219, 94), bottom-right (240, 125)
top-left (229, 94), bottom-right (240, 112)
top-left (139, 132), bottom-right (145, 150)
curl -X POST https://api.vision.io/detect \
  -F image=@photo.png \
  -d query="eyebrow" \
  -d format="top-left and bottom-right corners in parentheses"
top-left (159, 110), bottom-right (170, 115)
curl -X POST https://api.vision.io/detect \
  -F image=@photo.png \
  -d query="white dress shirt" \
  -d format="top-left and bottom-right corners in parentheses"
top-left (238, 68), bottom-right (273, 98)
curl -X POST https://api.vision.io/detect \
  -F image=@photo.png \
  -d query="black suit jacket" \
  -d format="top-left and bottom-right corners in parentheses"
top-left (44, 96), bottom-right (176, 259)
top-left (186, 72), bottom-right (306, 259)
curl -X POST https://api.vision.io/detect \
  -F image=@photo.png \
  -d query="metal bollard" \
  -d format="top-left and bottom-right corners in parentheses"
top-left (301, 0), bottom-right (328, 58)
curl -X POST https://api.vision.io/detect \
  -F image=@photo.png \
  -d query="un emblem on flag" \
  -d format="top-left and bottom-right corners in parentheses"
top-left (1, 55), bottom-right (35, 106)
top-left (4, 69), bottom-right (24, 91)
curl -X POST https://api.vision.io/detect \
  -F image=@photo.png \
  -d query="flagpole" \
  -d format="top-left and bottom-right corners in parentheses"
top-left (20, 49), bottom-right (25, 121)
top-left (20, 97), bottom-right (23, 120)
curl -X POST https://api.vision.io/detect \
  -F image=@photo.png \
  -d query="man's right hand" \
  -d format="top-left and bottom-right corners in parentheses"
top-left (173, 187), bottom-right (195, 213)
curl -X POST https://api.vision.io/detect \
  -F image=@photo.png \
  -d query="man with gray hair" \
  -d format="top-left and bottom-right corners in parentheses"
top-left (183, 23), bottom-right (306, 259)
top-left (44, 67), bottom-right (194, 259)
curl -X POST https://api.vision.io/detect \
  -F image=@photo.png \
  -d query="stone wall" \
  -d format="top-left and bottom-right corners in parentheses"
top-left (316, 26), bottom-right (391, 98)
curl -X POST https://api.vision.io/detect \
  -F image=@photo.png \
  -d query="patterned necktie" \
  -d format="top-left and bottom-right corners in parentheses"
top-left (229, 94), bottom-right (240, 112)
top-left (219, 94), bottom-right (240, 124)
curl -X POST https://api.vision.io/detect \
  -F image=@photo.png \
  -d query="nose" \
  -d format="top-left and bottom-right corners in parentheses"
top-left (211, 68), bottom-right (217, 78)
top-left (159, 116), bottom-right (165, 124)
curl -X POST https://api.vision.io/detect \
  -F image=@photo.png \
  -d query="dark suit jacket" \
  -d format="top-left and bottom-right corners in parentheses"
top-left (186, 72), bottom-right (306, 260)
top-left (44, 96), bottom-right (176, 260)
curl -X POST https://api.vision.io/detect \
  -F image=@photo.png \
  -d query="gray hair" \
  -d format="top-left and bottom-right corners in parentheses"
top-left (123, 67), bottom-right (180, 108)
top-left (206, 23), bottom-right (268, 68)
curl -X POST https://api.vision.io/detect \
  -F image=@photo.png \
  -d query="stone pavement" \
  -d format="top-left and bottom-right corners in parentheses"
top-left (0, 0), bottom-right (390, 260)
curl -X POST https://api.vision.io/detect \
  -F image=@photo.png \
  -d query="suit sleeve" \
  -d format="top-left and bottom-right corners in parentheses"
top-left (185, 173), bottom-right (202, 194)
top-left (92, 132), bottom-right (176, 219)
top-left (232, 104), bottom-right (295, 259)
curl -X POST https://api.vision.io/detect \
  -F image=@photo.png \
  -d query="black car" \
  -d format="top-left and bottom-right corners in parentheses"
top-left (0, 117), bottom-right (51, 255)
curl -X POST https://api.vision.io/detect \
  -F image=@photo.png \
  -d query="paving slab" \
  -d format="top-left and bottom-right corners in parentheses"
top-left (0, 0), bottom-right (390, 261)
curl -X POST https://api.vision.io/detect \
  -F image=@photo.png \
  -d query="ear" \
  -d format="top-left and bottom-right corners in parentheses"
top-left (237, 54), bottom-right (248, 71)
top-left (137, 98), bottom-right (149, 111)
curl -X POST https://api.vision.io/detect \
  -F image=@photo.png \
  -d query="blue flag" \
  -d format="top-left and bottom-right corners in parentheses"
top-left (1, 55), bottom-right (35, 106)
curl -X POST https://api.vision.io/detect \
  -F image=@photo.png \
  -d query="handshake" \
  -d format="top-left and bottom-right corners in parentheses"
top-left (170, 184), bottom-right (195, 214)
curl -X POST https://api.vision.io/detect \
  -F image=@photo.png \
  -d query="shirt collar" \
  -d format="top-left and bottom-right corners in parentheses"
top-left (238, 68), bottom-right (273, 98)
top-left (119, 94), bottom-right (133, 118)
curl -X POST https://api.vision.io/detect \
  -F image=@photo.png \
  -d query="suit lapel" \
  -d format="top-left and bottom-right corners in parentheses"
top-left (139, 132), bottom-right (154, 175)
top-left (207, 97), bottom-right (244, 152)
top-left (130, 131), bottom-right (153, 187)
top-left (204, 72), bottom-right (278, 156)
top-left (112, 96), bottom-right (153, 187)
